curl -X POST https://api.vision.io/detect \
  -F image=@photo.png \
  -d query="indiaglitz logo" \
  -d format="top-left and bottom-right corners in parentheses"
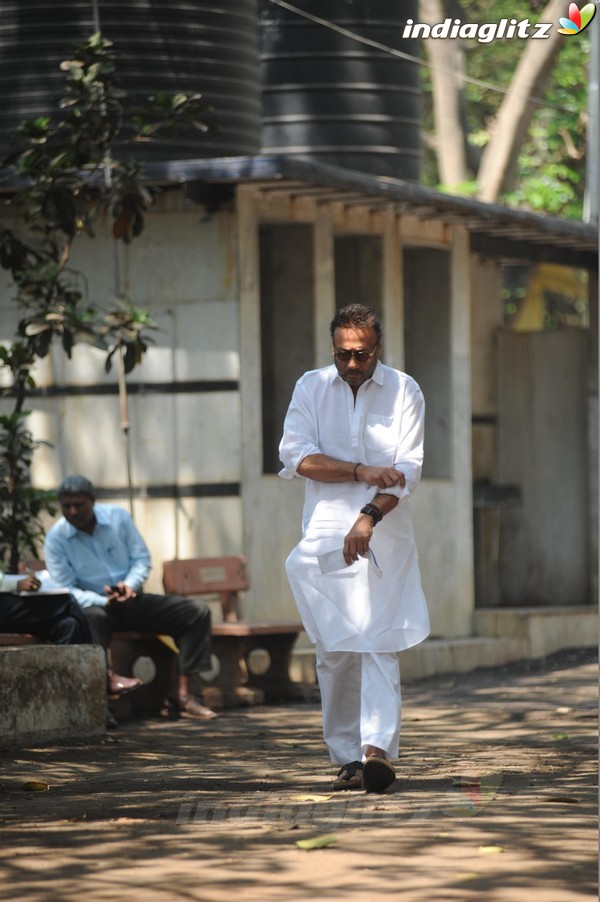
top-left (401, 17), bottom-right (554, 42)
top-left (558, 2), bottom-right (596, 34)
top-left (402, 2), bottom-right (597, 42)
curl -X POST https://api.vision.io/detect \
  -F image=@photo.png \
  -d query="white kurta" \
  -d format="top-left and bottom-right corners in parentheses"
top-left (279, 361), bottom-right (430, 654)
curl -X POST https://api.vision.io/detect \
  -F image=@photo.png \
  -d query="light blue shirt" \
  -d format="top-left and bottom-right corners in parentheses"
top-left (44, 504), bottom-right (152, 609)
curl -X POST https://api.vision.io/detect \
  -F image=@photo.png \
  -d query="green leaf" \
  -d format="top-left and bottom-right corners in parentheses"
top-left (296, 834), bottom-right (338, 850)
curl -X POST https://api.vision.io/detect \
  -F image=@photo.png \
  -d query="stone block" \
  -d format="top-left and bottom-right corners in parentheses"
top-left (0, 645), bottom-right (106, 747)
top-left (474, 606), bottom-right (598, 658)
top-left (290, 608), bottom-right (597, 686)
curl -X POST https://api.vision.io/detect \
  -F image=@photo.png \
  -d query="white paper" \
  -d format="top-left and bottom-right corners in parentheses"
top-left (19, 569), bottom-right (69, 596)
top-left (317, 548), bottom-right (383, 578)
top-left (19, 588), bottom-right (70, 596)
top-left (317, 548), bottom-right (348, 575)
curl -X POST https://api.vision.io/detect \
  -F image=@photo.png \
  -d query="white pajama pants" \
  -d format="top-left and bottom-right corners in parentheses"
top-left (315, 647), bottom-right (402, 765)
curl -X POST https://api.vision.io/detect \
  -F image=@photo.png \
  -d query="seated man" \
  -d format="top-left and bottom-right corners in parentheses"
top-left (44, 475), bottom-right (217, 721)
top-left (0, 569), bottom-right (92, 645)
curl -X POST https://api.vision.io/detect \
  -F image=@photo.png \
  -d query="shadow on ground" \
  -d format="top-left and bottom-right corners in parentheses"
top-left (0, 648), bottom-right (596, 901)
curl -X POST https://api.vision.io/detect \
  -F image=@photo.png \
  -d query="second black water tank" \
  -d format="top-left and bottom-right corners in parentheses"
top-left (260, 0), bottom-right (421, 180)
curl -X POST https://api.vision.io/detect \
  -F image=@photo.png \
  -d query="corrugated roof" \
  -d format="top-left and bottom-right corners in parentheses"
top-left (142, 154), bottom-right (599, 270)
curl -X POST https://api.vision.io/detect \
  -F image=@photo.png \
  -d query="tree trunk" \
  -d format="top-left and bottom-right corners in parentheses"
top-left (420, 0), bottom-right (468, 187)
top-left (476, 0), bottom-right (565, 202)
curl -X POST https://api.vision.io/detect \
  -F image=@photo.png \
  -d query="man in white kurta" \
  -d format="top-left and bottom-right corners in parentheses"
top-left (279, 304), bottom-right (429, 792)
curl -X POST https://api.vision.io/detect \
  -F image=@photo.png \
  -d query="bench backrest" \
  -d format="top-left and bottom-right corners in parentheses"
top-left (162, 556), bottom-right (249, 623)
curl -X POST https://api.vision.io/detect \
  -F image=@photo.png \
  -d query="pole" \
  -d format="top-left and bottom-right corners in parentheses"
top-left (91, 0), bottom-right (137, 517)
top-left (118, 347), bottom-right (135, 518)
top-left (583, 20), bottom-right (598, 224)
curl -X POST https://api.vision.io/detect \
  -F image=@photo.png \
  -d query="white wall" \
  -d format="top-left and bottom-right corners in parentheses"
top-left (238, 184), bottom-right (476, 635)
top-left (498, 329), bottom-right (590, 605)
top-left (0, 194), bottom-right (244, 596)
top-left (412, 480), bottom-right (473, 637)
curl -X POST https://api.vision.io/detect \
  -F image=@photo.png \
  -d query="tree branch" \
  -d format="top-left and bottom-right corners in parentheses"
top-left (476, 0), bottom-right (565, 202)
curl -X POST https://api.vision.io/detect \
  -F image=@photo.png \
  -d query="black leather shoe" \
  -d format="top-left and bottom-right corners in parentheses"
top-left (363, 755), bottom-right (396, 793)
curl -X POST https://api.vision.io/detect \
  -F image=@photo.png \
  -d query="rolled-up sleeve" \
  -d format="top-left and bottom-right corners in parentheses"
top-left (380, 378), bottom-right (425, 501)
top-left (278, 377), bottom-right (321, 479)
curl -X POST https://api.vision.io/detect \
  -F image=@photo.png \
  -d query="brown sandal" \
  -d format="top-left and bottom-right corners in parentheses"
top-left (332, 760), bottom-right (364, 791)
top-left (163, 695), bottom-right (218, 720)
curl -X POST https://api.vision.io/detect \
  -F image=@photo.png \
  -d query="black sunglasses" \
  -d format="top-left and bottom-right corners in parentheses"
top-left (333, 342), bottom-right (379, 363)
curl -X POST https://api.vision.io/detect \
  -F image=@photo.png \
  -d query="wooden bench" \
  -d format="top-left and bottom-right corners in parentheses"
top-left (0, 634), bottom-right (47, 647)
top-left (160, 555), bottom-right (307, 707)
top-left (3, 556), bottom-right (308, 710)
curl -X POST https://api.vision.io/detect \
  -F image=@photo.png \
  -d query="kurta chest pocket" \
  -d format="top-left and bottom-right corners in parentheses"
top-left (364, 414), bottom-right (396, 453)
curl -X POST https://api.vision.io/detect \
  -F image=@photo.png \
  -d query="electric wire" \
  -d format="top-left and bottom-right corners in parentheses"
top-left (268, 0), bottom-right (582, 116)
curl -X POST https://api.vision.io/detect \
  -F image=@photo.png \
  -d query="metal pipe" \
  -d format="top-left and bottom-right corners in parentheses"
top-left (583, 20), bottom-right (598, 225)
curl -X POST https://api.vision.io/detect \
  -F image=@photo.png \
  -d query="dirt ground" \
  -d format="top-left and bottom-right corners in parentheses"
top-left (0, 647), bottom-right (597, 901)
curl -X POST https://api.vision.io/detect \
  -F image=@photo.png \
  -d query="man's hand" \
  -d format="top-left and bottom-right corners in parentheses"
top-left (356, 465), bottom-right (406, 490)
top-left (104, 582), bottom-right (137, 604)
top-left (343, 514), bottom-right (374, 565)
top-left (17, 575), bottom-right (41, 592)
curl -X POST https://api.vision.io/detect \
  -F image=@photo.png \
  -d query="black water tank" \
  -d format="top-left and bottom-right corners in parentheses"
top-left (260, 0), bottom-right (421, 180)
top-left (0, 1), bottom-right (261, 163)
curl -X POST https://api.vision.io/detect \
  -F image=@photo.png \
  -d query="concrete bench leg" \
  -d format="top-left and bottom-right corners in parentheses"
top-left (195, 633), bottom-right (310, 707)
top-left (245, 635), bottom-right (312, 701)
top-left (196, 636), bottom-right (265, 708)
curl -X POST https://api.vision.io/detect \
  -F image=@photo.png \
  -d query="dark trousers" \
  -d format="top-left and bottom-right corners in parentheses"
top-left (0, 593), bottom-right (92, 645)
top-left (83, 593), bottom-right (212, 675)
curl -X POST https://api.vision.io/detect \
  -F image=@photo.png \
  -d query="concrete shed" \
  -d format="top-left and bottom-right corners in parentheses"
top-left (1, 154), bottom-right (597, 676)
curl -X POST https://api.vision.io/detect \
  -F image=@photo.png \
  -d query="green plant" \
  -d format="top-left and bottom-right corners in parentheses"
top-left (0, 410), bottom-right (56, 573)
top-left (0, 343), bottom-right (55, 571)
top-left (0, 33), bottom-right (211, 571)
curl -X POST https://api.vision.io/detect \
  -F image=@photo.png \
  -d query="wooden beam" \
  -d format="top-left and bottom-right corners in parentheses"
top-left (450, 225), bottom-right (475, 612)
top-left (237, 185), bottom-right (263, 607)
top-left (400, 215), bottom-right (451, 247)
top-left (382, 210), bottom-right (404, 370)
top-left (314, 206), bottom-right (336, 368)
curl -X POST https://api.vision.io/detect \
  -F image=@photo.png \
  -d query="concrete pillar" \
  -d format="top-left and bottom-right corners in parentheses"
top-left (0, 645), bottom-right (106, 747)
